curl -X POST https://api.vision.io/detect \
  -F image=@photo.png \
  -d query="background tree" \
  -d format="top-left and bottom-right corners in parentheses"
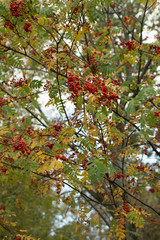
top-left (0, 170), bottom-right (56, 240)
top-left (0, 0), bottom-right (160, 239)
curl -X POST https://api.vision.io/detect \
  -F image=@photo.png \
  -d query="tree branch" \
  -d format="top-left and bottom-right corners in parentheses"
top-left (110, 179), bottom-right (160, 216)
top-left (0, 86), bottom-right (48, 128)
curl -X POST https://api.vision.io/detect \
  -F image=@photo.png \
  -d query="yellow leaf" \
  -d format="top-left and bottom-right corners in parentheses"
top-left (75, 223), bottom-right (79, 232)
top-left (75, 31), bottom-right (83, 43)
top-left (46, 59), bottom-right (55, 70)
top-left (54, 161), bottom-right (63, 170)
top-left (48, 161), bottom-right (56, 170)
top-left (63, 138), bottom-right (71, 144)
top-left (38, 16), bottom-right (45, 25)
top-left (81, 171), bottom-right (89, 184)
top-left (30, 141), bottom-right (38, 149)
top-left (19, 229), bottom-right (27, 233)
top-left (88, 94), bottom-right (96, 103)
top-left (37, 151), bottom-right (43, 156)
top-left (38, 164), bottom-right (49, 173)
top-left (45, 99), bottom-right (54, 107)
top-left (85, 185), bottom-right (93, 190)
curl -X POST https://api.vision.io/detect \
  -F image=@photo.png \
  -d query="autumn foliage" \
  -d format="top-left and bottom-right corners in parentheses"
top-left (0, 0), bottom-right (160, 239)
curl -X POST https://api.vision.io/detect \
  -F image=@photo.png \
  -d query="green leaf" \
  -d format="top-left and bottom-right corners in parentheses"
top-left (140, 130), bottom-right (150, 140)
top-left (87, 156), bottom-right (115, 183)
top-left (126, 100), bottom-right (136, 115)
top-left (2, 105), bottom-right (12, 116)
top-left (95, 109), bottom-right (107, 121)
top-left (140, 117), bottom-right (146, 128)
top-left (30, 161), bottom-right (39, 170)
top-left (49, 86), bottom-right (58, 98)
top-left (0, 6), bottom-right (5, 13)
top-left (30, 80), bottom-right (43, 89)
top-left (99, 64), bottom-right (116, 75)
top-left (145, 128), bottom-right (154, 136)
top-left (111, 127), bottom-right (125, 139)
top-left (22, 85), bottom-right (30, 94)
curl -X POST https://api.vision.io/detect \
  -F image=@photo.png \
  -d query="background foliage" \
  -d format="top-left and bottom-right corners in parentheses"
top-left (0, 0), bottom-right (160, 239)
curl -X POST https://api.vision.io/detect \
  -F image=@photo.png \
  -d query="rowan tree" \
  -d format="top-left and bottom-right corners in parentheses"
top-left (0, 0), bottom-right (160, 239)
top-left (0, 173), bottom-right (57, 240)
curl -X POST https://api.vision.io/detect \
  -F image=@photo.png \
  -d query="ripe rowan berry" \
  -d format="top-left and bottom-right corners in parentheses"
top-left (10, 1), bottom-right (26, 18)
top-left (24, 22), bottom-right (31, 32)
top-left (149, 188), bottom-right (155, 193)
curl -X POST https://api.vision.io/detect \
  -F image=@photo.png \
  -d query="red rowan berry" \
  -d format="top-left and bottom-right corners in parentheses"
top-left (10, 1), bottom-right (26, 18)
top-left (0, 205), bottom-right (6, 210)
top-left (154, 110), bottom-right (160, 116)
top-left (24, 22), bottom-right (31, 32)
top-left (149, 188), bottom-right (155, 193)
top-left (45, 142), bottom-right (54, 150)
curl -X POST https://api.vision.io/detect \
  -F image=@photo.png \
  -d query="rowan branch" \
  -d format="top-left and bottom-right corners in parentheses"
top-left (0, 86), bottom-right (48, 128)
top-left (110, 179), bottom-right (160, 216)
top-left (113, 109), bottom-right (160, 157)
top-left (0, 43), bottom-right (67, 78)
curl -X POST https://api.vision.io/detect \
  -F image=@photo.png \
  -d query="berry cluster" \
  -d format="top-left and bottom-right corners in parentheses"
top-left (67, 72), bottom-right (82, 98)
top-left (30, 49), bottom-right (36, 55)
top-left (149, 45), bottom-right (160, 54)
top-left (3, 138), bottom-right (9, 144)
top-left (111, 79), bottom-right (120, 85)
top-left (0, 97), bottom-right (4, 107)
top-left (45, 142), bottom-right (54, 150)
top-left (52, 132), bottom-right (59, 138)
top-left (84, 76), bottom-right (118, 106)
top-left (52, 124), bottom-right (62, 138)
top-left (154, 110), bottom-right (160, 116)
top-left (59, 49), bottom-right (69, 54)
top-left (68, 74), bottom-right (118, 105)
top-left (149, 188), bottom-right (155, 193)
top-left (73, 6), bottom-right (79, 14)
top-left (10, 1), bottom-right (26, 18)
top-left (123, 200), bottom-right (130, 212)
top-left (16, 237), bottom-right (21, 240)
top-left (136, 164), bottom-right (144, 171)
top-left (110, 3), bottom-right (116, 8)
top-left (120, 41), bottom-right (137, 51)
top-left (0, 205), bottom-right (6, 210)
top-left (88, 54), bottom-right (96, 65)
top-left (31, 14), bottom-right (37, 21)
top-left (9, 77), bottom-right (28, 87)
top-left (84, 54), bottom-right (98, 73)
top-left (115, 172), bottom-right (125, 179)
top-left (107, 19), bottom-right (113, 27)
top-left (83, 80), bottom-right (98, 94)
top-left (53, 124), bottom-right (62, 132)
top-left (95, 31), bottom-right (103, 37)
top-left (24, 22), bottom-right (31, 32)
top-left (143, 145), bottom-right (148, 155)
top-left (123, 16), bottom-right (130, 23)
top-left (26, 126), bottom-right (34, 136)
top-left (4, 19), bottom-right (14, 30)
top-left (1, 166), bottom-right (8, 173)
top-left (82, 157), bottom-right (88, 170)
top-left (97, 87), bottom-right (118, 106)
top-left (43, 47), bottom-right (56, 59)
top-left (13, 139), bottom-right (31, 154)
top-left (43, 80), bottom-right (51, 90)
top-left (60, 155), bottom-right (67, 161)
top-left (55, 154), bottom-right (67, 161)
